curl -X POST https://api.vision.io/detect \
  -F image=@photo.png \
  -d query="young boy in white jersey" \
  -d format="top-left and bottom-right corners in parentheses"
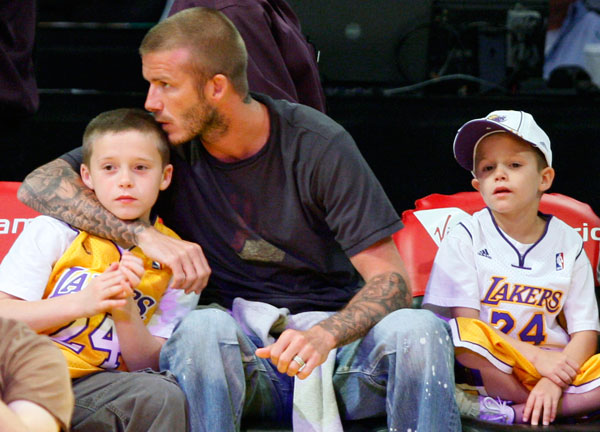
top-left (0, 108), bottom-right (198, 430)
top-left (423, 110), bottom-right (600, 426)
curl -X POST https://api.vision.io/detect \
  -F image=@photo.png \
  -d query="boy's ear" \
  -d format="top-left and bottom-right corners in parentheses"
top-left (471, 178), bottom-right (480, 191)
top-left (160, 164), bottom-right (173, 191)
top-left (80, 164), bottom-right (94, 190)
top-left (539, 166), bottom-right (555, 193)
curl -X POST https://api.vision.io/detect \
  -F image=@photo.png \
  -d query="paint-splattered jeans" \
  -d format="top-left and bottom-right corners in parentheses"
top-left (160, 307), bottom-right (461, 432)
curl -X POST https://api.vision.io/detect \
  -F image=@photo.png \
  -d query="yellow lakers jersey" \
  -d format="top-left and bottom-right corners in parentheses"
top-left (42, 220), bottom-right (177, 378)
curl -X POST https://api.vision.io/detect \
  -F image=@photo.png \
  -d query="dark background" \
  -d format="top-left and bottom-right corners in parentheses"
top-left (4, 0), bottom-right (600, 217)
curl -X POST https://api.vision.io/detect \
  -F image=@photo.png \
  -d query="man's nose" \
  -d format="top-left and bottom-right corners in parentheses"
top-left (145, 84), bottom-right (163, 113)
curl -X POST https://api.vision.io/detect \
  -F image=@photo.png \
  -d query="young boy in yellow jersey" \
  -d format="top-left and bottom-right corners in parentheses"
top-left (0, 108), bottom-right (198, 431)
top-left (424, 110), bottom-right (600, 426)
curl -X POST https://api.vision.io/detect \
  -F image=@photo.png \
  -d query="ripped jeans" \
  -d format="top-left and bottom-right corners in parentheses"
top-left (160, 307), bottom-right (461, 432)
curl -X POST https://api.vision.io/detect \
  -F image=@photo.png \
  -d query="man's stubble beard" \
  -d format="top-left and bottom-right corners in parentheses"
top-left (178, 100), bottom-right (228, 146)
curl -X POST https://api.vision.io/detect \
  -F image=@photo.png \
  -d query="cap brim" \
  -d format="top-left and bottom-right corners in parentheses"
top-left (453, 119), bottom-right (510, 171)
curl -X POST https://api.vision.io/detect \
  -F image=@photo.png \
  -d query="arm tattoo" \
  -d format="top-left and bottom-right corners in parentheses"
top-left (316, 272), bottom-right (410, 348)
top-left (18, 159), bottom-right (149, 245)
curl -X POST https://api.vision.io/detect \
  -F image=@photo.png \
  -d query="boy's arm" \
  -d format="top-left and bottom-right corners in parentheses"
top-left (110, 297), bottom-right (166, 371)
top-left (18, 158), bottom-right (210, 294)
top-left (109, 252), bottom-right (168, 371)
top-left (0, 268), bottom-right (128, 333)
top-left (562, 330), bottom-right (598, 368)
top-left (0, 400), bottom-right (60, 432)
top-left (523, 332), bottom-right (598, 426)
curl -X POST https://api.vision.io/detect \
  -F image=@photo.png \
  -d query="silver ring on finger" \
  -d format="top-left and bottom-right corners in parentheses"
top-left (293, 355), bottom-right (306, 372)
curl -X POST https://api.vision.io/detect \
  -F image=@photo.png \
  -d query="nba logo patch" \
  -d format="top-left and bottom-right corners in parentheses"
top-left (555, 253), bottom-right (564, 271)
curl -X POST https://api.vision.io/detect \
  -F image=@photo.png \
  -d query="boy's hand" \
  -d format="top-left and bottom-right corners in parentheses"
top-left (118, 251), bottom-right (144, 292)
top-left (522, 377), bottom-right (562, 426)
top-left (76, 263), bottom-right (129, 316)
top-left (532, 350), bottom-right (578, 388)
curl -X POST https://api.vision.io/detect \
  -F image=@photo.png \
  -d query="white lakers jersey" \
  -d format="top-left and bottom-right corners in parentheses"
top-left (423, 208), bottom-right (600, 348)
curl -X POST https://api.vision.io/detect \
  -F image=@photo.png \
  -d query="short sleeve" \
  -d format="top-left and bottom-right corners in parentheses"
top-left (311, 130), bottom-right (402, 257)
top-left (60, 146), bottom-right (83, 171)
top-left (423, 223), bottom-right (482, 310)
top-left (0, 318), bottom-right (74, 430)
top-left (0, 216), bottom-right (77, 300)
top-left (562, 247), bottom-right (600, 334)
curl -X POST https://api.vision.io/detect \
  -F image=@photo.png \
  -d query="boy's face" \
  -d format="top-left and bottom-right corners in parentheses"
top-left (80, 130), bottom-right (173, 223)
top-left (471, 133), bottom-right (554, 218)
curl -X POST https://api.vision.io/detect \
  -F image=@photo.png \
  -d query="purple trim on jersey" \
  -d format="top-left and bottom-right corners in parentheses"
top-left (457, 222), bottom-right (473, 241)
top-left (576, 244), bottom-right (584, 260)
top-left (485, 208), bottom-right (553, 270)
top-left (66, 223), bottom-right (81, 235)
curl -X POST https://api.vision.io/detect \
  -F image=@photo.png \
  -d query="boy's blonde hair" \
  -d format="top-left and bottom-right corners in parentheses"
top-left (82, 108), bottom-right (169, 167)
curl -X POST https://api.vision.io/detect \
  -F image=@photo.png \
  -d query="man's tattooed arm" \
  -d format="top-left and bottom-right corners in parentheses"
top-left (18, 158), bottom-right (148, 245)
top-left (316, 270), bottom-right (411, 348)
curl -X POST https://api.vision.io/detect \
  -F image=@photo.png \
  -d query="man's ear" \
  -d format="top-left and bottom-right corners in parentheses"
top-left (539, 166), bottom-right (555, 193)
top-left (160, 164), bottom-right (173, 191)
top-left (205, 73), bottom-right (229, 103)
top-left (471, 177), bottom-right (480, 191)
top-left (80, 164), bottom-right (94, 190)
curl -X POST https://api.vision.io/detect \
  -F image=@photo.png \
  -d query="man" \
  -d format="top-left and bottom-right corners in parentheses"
top-left (19, 7), bottom-right (460, 431)
top-left (164, 0), bottom-right (327, 112)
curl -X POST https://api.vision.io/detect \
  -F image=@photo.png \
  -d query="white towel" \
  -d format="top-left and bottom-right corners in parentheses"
top-left (231, 298), bottom-right (343, 432)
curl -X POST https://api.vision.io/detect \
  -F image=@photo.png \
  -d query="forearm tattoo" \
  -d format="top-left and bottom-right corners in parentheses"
top-left (317, 272), bottom-right (410, 348)
top-left (18, 160), bottom-right (148, 245)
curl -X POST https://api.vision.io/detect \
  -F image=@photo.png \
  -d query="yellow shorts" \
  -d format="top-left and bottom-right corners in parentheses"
top-left (451, 317), bottom-right (600, 394)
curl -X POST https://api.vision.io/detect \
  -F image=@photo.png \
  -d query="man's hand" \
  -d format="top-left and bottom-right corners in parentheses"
top-left (255, 326), bottom-right (335, 379)
top-left (522, 377), bottom-right (562, 426)
top-left (531, 349), bottom-right (578, 388)
top-left (136, 227), bottom-right (211, 294)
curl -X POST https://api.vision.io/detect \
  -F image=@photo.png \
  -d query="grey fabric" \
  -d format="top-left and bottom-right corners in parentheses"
top-left (71, 369), bottom-right (188, 432)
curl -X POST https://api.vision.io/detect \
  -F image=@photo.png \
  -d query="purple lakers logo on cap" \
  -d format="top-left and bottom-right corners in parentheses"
top-left (488, 114), bottom-right (507, 123)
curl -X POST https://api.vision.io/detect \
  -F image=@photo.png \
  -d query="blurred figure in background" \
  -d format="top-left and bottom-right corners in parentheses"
top-left (544, 0), bottom-right (600, 79)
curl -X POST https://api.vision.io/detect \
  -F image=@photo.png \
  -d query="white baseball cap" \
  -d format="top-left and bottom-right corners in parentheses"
top-left (453, 110), bottom-right (552, 171)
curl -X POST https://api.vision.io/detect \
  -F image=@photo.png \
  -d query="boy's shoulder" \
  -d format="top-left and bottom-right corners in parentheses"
top-left (445, 208), bottom-right (488, 242)
top-left (446, 209), bottom-right (583, 250)
top-left (22, 215), bottom-right (76, 237)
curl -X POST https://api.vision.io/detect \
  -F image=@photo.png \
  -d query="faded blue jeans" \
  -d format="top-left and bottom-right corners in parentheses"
top-left (160, 306), bottom-right (461, 432)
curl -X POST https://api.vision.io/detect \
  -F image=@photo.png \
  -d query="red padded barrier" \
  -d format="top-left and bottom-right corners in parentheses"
top-left (0, 182), bottom-right (40, 261)
top-left (393, 192), bottom-right (600, 297)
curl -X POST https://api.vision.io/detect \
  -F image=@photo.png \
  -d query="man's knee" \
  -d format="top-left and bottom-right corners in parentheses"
top-left (176, 307), bottom-right (237, 337)
top-left (372, 309), bottom-right (452, 349)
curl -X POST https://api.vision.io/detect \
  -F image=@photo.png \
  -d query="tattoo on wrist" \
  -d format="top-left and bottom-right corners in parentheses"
top-left (317, 272), bottom-right (410, 347)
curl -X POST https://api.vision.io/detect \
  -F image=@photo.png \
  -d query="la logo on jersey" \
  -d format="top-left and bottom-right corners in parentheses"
top-left (556, 252), bottom-right (565, 271)
top-left (50, 266), bottom-right (98, 297)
